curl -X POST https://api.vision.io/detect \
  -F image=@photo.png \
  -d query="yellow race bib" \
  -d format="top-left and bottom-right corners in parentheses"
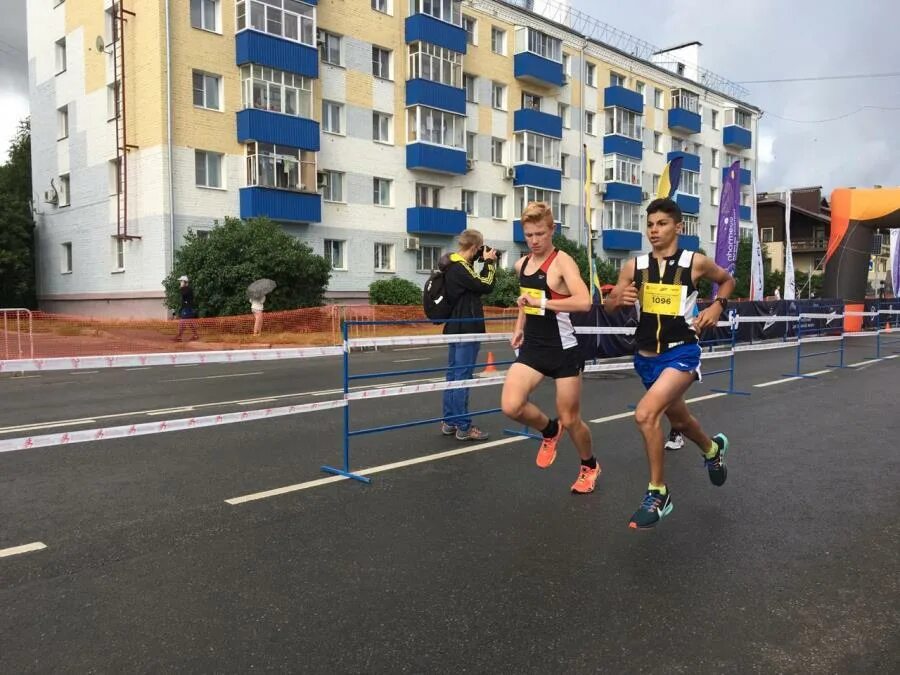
top-left (520, 286), bottom-right (546, 316)
top-left (641, 282), bottom-right (685, 317)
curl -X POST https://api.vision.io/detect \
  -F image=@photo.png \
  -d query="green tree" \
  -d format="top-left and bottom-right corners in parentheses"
top-left (551, 233), bottom-right (617, 291)
top-left (484, 266), bottom-right (519, 307)
top-left (0, 119), bottom-right (36, 308)
top-left (162, 217), bottom-right (331, 316)
top-left (369, 276), bottom-right (422, 305)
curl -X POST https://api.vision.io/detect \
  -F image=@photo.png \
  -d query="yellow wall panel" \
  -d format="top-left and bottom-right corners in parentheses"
top-left (65, 0), bottom-right (108, 94)
top-left (346, 71), bottom-right (374, 109)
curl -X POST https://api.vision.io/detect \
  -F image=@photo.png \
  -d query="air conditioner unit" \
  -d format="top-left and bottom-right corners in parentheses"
top-left (44, 189), bottom-right (58, 205)
top-left (504, 166), bottom-right (516, 180)
top-left (642, 190), bottom-right (650, 201)
top-left (404, 236), bottom-right (420, 251)
top-left (596, 182), bottom-right (606, 196)
top-left (316, 172), bottom-right (328, 190)
top-left (466, 158), bottom-right (475, 171)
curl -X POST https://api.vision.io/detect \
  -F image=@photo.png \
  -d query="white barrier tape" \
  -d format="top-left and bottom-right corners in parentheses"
top-left (798, 313), bottom-right (843, 320)
top-left (700, 350), bottom-right (735, 361)
top-left (0, 399), bottom-right (347, 454)
top-left (732, 315), bottom-right (799, 324)
top-left (346, 375), bottom-right (505, 400)
top-left (843, 331), bottom-right (879, 338)
top-left (574, 326), bottom-right (636, 335)
top-left (879, 309), bottom-right (900, 315)
top-left (584, 362), bottom-right (633, 373)
top-left (735, 341), bottom-right (798, 353)
top-left (844, 311), bottom-right (879, 317)
top-left (347, 333), bottom-right (511, 349)
top-left (798, 335), bottom-right (844, 345)
top-left (0, 346), bottom-right (344, 374)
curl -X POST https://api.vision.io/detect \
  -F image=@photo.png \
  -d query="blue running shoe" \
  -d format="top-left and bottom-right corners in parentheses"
top-left (704, 434), bottom-right (729, 486)
top-left (628, 488), bottom-right (673, 529)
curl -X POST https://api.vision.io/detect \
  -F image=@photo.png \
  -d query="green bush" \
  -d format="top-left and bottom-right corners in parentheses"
top-left (484, 266), bottom-right (519, 307)
top-left (369, 276), bottom-right (422, 305)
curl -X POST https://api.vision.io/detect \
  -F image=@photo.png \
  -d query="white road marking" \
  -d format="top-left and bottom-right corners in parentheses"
top-left (174, 364), bottom-right (200, 368)
top-left (848, 359), bottom-right (881, 368)
top-left (161, 371), bottom-right (264, 383)
top-left (393, 357), bottom-right (431, 363)
top-left (146, 407), bottom-right (194, 416)
top-left (237, 398), bottom-right (276, 405)
top-left (0, 542), bottom-right (47, 558)
top-left (754, 369), bottom-right (831, 388)
top-left (125, 367), bottom-right (152, 371)
top-left (70, 371), bottom-right (99, 375)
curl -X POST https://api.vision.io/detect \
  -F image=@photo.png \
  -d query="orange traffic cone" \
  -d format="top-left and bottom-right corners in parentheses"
top-left (482, 351), bottom-right (497, 375)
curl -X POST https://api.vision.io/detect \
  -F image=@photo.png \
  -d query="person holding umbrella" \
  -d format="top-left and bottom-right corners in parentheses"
top-left (248, 279), bottom-right (276, 336)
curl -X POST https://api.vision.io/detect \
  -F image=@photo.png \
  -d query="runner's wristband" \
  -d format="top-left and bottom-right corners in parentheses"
top-left (540, 296), bottom-right (547, 310)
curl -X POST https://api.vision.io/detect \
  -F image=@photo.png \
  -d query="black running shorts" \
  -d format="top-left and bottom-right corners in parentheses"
top-left (515, 345), bottom-right (584, 379)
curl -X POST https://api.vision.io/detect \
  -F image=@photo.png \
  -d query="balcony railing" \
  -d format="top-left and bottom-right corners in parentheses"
top-left (791, 239), bottom-right (828, 252)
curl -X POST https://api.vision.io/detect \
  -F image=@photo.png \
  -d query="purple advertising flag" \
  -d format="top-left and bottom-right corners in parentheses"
top-left (713, 161), bottom-right (742, 297)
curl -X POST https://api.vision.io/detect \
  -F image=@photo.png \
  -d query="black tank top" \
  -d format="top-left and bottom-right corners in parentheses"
top-left (634, 249), bottom-right (699, 354)
top-left (519, 249), bottom-right (578, 350)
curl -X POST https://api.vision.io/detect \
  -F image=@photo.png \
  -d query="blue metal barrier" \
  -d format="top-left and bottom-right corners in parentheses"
top-left (783, 310), bottom-right (846, 377)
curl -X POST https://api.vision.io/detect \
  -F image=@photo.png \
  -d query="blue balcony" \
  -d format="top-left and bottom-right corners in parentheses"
top-left (602, 229), bottom-right (643, 251)
top-left (668, 108), bottom-right (701, 135)
top-left (723, 125), bottom-right (752, 150)
top-left (240, 187), bottom-right (321, 223)
top-left (406, 79), bottom-right (466, 115)
top-left (722, 166), bottom-right (752, 186)
top-left (235, 31), bottom-right (318, 78)
top-left (603, 135), bottom-right (642, 160)
top-left (513, 220), bottom-right (562, 243)
top-left (513, 164), bottom-right (562, 191)
top-left (405, 14), bottom-right (467, 53)
top-left (678, 234), bottom-right (700, 250)
top-left (603, 86), bottom-right (643, 113)
top-left (514, 52), bottom-right (564, 88)
top-left (236, 110), bottom-right (320, 150)
top-left (667, 151), bottom-right (700, 173)
top-left (513, 108), bottom-right (562, 139)
top-left (676, 194), bottom-right (700, 215)
top-left (740, 205), bottom-right (752, 221)
top-left (407, 207), bottom-right (466, 236)
top-left (604, 182), bottom-right (642, 204)
top-left (406, 143), bottom-right (467, 175)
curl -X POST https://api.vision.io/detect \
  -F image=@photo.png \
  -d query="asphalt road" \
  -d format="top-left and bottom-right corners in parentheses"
top-left (0, 338), bottom-right (897, 673)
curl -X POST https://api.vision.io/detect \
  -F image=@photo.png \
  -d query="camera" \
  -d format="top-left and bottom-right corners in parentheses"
top-left (475, 245), bottom-right (492, 262)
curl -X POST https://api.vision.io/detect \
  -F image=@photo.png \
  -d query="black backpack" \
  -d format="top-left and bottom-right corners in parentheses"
top-left (423, 268), bottom-right (453, 323)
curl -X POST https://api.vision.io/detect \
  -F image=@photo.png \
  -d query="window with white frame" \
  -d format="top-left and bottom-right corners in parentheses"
top-left (491, 138), bottom-right (504, 164)
top-left (236, 0), bottom-right (315, 46)
top-left (693, 142), bottom-right (701, 156)
top-left (610, 71), bottom-right (625, 87)
top-left (558, 204), bottom-right (568, 227)
top-left (636, 81), bottom-right (646, 102)
top-left (491, 81), bottom-right (506, 110)
top-left (522, 92), bottom-right (541, 111)
top-left (372, 46), bottom-right (392, 80)
top-left (410, 0), bottom-right (462, 26)
top-left (671, 137), bottom-right (687, 153)
top-left (57, 105), bottom-right (69, 140)
top-left (742, 156), bottom-right (751, 169)
top-left (516, 187), bottom-right (559, 220)
top-left (710, 185), bottom-right (718, 205)
top-left (408, 42), bottom-right (461, 88)
top-left (58, 173), bottom-right (70, 206)
top-left (603, 201), bottom-right (641, 231)
top-left (605, 107), bottom-right (642, 140)
top-left (521, 28), bottom-right (561, 61)
top-left (491, 194), bottom-right (505, 219)
top-left (406, 106), bottom-right (465, 149)
top-left (603, 154), bottom-right (641, 186)
top-left (324, 239), bottom-right (346, 270)
top-left (108, 158), bottom-right (121, 195)
top-left (515, 132), bottom-right (560, 169)
top-left (245, 142), bottom-right (317, 192)
top-left (61, 242), bottom-right (72, 273)
top-left (107, 81), bottom-right (121, 119)
top-left (241, 65), bottom-right (312, 118)
top-left (711, 148), bottom-right (720, 168)
top-left (321, 170), bottom-right (344, 202)
top-left (651, 174), bottom-right (660, 195)
top-left (418, 245), bottom-right (441, 272)
top-left (190, 0), bottom-right (219, 32)
top-left (114, 237), bottom-right (125, 271)
top-left (585, 62), bottom-right (596, 86)
top-left (681, 215), bottom-right (699, 237)
top-left (55, 38), bottom-right (66, 73)
top-left (322, 100), bottom-right (343, 134)
top-left (463, 14), bottom-right (477, 44)
top-left (195, 150), bottom-right (223, 188)
top-left (709, 225), bottom-right (717, 243)
top-left (562, 53), bottom-right (571, 75)
top-left (106, 3), bottom-right (120, 43)
top-left (589, 159), bottom-right (596, 182)
top-left (463, 73), bottom-right (477, 102)
top-left (671, 89), bottom-right (699, 113)
top-left (711, 109), bottom-right (720, 129)
top-left (653, 131), bottom-right (663, 153)
top-left (491, 26), bottom-right (506, 54)
top-left (318, 30), bottom-right (342, 65)
top-left (416, 183), bottom-right (440, 207)
top-left (585, 111), bottom-right (596, 135)
top-left (654, 88), bottom-right (664, 109)
top-left (740, 191), bottom-right (751, 207)
top-left (371, 0), bottom-right (389, 14)
top-left (558, 102), bottom-right (570, 128)
top-left (461, 189), bottom-right (476, 216)
top-left (560, 153), bottom-right (569, 177)
top-left (607, 256), bottom-right (623, 271)
top-left (373, 177), bottom-right (392, 206)
top-left (725, 152), bottom-right (738, 167)
top-left (761, 227), bottom-right (773, 243)
top-left (373, 111), bottom-right (392, 143)
top-left (727, 108), bottom-right (752, 128)
top-left (466, 132), bottom-right (476, 160)
top-left (374, 242), bottom-right (394, 272)
top-left (193, 71), bottom-right (221, 110)
top-left (681, 170), bottom-right (699, 196)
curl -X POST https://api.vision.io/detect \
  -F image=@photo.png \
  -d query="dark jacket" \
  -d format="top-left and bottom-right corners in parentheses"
top-left (179, 285), bottom-right (196, 318)
top-left (440, 252), bottom-right (496, 334)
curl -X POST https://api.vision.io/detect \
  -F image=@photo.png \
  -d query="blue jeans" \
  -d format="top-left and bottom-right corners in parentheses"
top-left (443, 341), bottom-right (480, 431)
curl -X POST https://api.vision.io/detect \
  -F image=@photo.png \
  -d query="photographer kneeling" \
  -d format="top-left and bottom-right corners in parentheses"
top-left (439, 229), bottom-right (497, 441)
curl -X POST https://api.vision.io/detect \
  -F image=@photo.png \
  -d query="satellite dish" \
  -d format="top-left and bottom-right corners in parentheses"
top-left (95, 36), bottom-right (105, 53)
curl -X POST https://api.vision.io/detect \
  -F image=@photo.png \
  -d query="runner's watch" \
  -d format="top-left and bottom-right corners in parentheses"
top-left (714, 297), bottom-right (728, 310)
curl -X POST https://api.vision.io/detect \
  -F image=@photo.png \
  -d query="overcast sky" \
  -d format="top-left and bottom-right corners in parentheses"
top-left (1, 0), bottom-right (898, 196)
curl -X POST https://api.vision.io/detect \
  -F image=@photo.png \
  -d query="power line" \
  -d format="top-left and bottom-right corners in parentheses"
top-left (762, 105), bottom-right (900, 124)
top-left (738, 71), bottom-right (900, 84)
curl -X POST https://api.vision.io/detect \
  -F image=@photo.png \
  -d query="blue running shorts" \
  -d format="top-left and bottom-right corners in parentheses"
top-left (633, 342), bottom-right (702, 390)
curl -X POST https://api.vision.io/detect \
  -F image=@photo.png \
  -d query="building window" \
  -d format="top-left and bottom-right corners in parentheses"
top-left (318, 30), bottom-right (342, 66)
top-left (108, 158), bottom-right (121, 195)
top-left (516, 187), bottom-right (559, 221)
top-left (415, 183), bottom-right (440, 208)
top-left (105, 2), bottom-right (121, 43)
top-left (491, 138), bottom-right (505, 164)
top-left (725, 152), bottom-right (739, 168)
top-left (371, 0), bottom-right (389, 14)
top-left (245, 142), bottom-right (317, 192)
top-left (491, 194), bottom-right (505, 219)
top-left (192, 71), bottom-right (221, 110)
top-left (681, 215), bottom-right (699, 237)
top-left (681, 170), bottom-right (699, 196)
top-left (671, 89), bottom-right (699, 113)
top-left (61, 242), bottom-right (73, 273)
top-left (522, 92), bottom-right (541, 112)
top-left (605, 107), bottom-right (642, 140)
top-left (585, 62), bottom-right (596, 87)
top-left (54, 38), bottom-right (67, 74)
top-left (693, 142), bottom-right (702, 156)
top-left (408, 41), bottom-right (462, 88)
top-left (730, 108), bottom-right (752, 129)
top-left (585, 111), bottom-right (596, 136)
top-left (114, 237), bottom-right (125, 271)
top-left (57, 105), bottom-right (69, 140)
top-left (711, 148), bottom-right (720, 168)
top-left (373, 177), bottom-right (392, 206)
top-left (602, 201), bottom-right (641, 231)
top-left (589, 159), bottom-right (596, 183)
top-left (654, 88), bottom-right (664, 109)
top-left (711, 109), bottom-right (720, 130)
top-left (190, 0), bottom-right (219, 32)
top-left (463, 73), bottom-right (477, 102)
top-left (461, 189), bottom-right (476, 216)
top-left (58, 173), bottom-right (70, 206)
top-left (653, 131), bottom-right (663, 153)
top-left (609, 71), bottom-right (625, 87)
top-left (491, 26), bottom-right (506, 54)
top-left (107, 81), bottom-right (121, 120)
top-left (374, 243), bottom-right (394, 272)
top-left (515, 132), bottom-right (560, 169)
top-left (710, 185), bottom-right (719, 205)
top-left (463, 14), bottom-right (477, 45)
top-left (466, 132), bottom-right (476, 160)
top-left (373, 111), bottom-right (392, 143)
top-left (761, 227), bottom-right (774, 243)
top-left (241, 65), bottom-right (312, 118)
top-left (562, 53), bottom-right (571, 75)
top-left (558, 102), bottom-right (570, 128)
top-left (560, 153), bottom-right (569, 177)
top-left (410, 0), bottom-right (462, 26)
top-left (322, 100), bottom-right (344, 134)
top-left (603, 154), bottom-right (641, 186)
top-left (651, 174), bottom-right (660, 195)
top-left (406, 106), bottom-right (465, 149)
top-left (236, 0), bottom-right (315, 46)
top-left (636, 81), bottom-right (646, 102)
top-left (325, 239), bottom-right (346, 270)
top-left (671, 137), bottom-right (687, 153)
top-left (418, 245), bottom-right (441, 272)
top-left (558, 204), bottom-right (568, 227)
top-left (524, 28), bottom-right (562, 61)
top-left (372, 46), bottom-right (392, 80)
top-left (491, 81), bottom-right (506, 110)
top-left (322, 170), bottom-right (344, 202)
